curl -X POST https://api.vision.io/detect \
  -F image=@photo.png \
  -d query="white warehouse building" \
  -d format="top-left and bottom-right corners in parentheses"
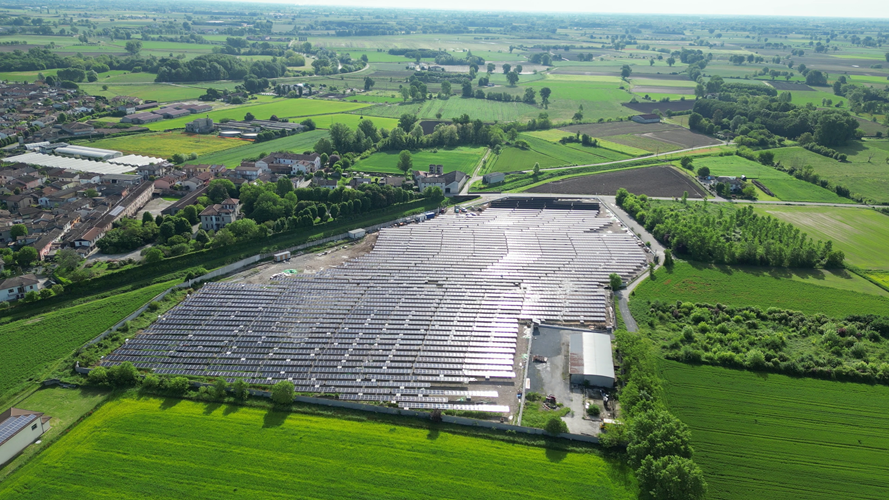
top-left (568, 331), bottom-right (615, 388)
top-left (54, 145), bottom-right (123, 161)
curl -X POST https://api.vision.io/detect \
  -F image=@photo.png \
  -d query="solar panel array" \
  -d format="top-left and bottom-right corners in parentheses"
top-left (0, 414), bottom-right (38, 445)
top-left (104, 203), bottom-right (647, 412)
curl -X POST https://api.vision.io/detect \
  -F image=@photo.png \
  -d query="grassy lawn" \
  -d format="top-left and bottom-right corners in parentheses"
top-left (767, 142), bottom-right (889, 204)
top-left (197, 130), bottom-right (329, 167)
top-left (307, 113), bottom-right (399, 131)
top-left (752, 205), bottom-right (889, 271)
top-left (0, 281), bottom-right (175, 404)
top-left (76, 132), bottom-right (246, 158)
top-left (353, 146), bottom-right (486, 175)
top-left (629, 262), bottom-right (889, 322)
top-left (488, 134), bottom-right (632, 173)
top-left (693, 156), bottom-right (852, 203)
top-left (141, 99), bottom-right (372, 131)
top-left (662, 361), bottom-right (889, 500)
top-left (0, 396), bottom-right (638, 499)
top-left (0, 387), bottom-right (108, 480)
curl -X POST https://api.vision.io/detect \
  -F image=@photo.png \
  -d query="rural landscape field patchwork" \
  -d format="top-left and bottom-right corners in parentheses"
top-left (1, 3), bottom-right (889, 500)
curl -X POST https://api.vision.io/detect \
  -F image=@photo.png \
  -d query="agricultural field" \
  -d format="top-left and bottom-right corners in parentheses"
top-left (662, 361), bottom-right (889, 500)
top-left (0, 280), bottom-right (175, 404)
top-left (140, 99), bottom-right (373, 132)
top-left (353, 146), bottom-right (486, 175)
top-left (629, 262), bottom-right (889, 322)
top-left (0, 397), bottom-right (639, 500)
top-left (752, 205), bottom-right (889, 271)
top-left (75, 132), bottom-right (246, 158)
top-left (359, 97), bottom-right (543, 123)
top-left (487, 134), bottom-right (632, 173)
top-left (79, 83), bottom-right (206, 102)
top-left (692, 156), bottom-right (852, 203)
top-left (526, 165), bottom-right (706, 198)
top-left (560, 121), bottom-right (721, 153)
top-left (196, 130), bottom-right (329, 167)
top-left (767, 142), bottom-right (889, 204)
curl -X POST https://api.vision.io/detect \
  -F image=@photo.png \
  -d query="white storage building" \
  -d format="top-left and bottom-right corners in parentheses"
top-left (53, 145), bottom-right (123, 161)
top-left (0, 408), bottom-right (51, 466)
top-left (568, 331), bottom-right (615, 388)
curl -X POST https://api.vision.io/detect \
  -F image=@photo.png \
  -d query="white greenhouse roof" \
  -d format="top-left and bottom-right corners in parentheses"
top-left (107, 155), bottom-right (165, 167)
top-left (5, 153), bottom-right (136, 175)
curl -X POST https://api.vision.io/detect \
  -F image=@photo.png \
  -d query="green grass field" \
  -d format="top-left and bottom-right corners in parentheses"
top-left (605, 133), bottom-right (683, 153)
top-left (197, 130), bottom-right (329, 167)
top-left (752, 205), bottom-right (889, 270)
top-left (693, 156), bottom-right (852, 203)
top-left (140, 99), bottom-right (372, 131)
top-left (353, 146), bottom-right (486, 175)
top-left (768, 142), bottom-right (889, 204)
top-left (76, 132), bottom-right (246, 158)
top-left (359, 97), bottom-right (543, 123)
top-left (0, 396), bottom-right (638, 499)
top-left (629, 262), bottom-right (889, 322)
top-left (662, 361), bottom-right (889, 500)
top-left (80, 83), bottom-right (207, 102)
top-left (488, 134), bottom-right (632, 173)
top-left (0, 281), bottom-right (175, 403)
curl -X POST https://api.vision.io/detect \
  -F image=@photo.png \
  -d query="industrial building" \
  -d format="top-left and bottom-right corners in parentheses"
top-left (104, 199), bottom-right (647, 412)
top-left (53, 145), bottom-right (123, 161)
top-left (568, 331), bottom-right (615, 388)
top-left (5, 152), bottom-right (136, 175)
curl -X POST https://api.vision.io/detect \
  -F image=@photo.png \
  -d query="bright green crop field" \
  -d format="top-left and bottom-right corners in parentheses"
top-left (197, 130), bottom-right (329, 167)
top-left (662, 361), bottom-right (889, 500)
top-left (0, 396), bottom-right (638, 500)
top-left (629, 262), bottom-right (889, 321)
top-left (76, 132), bottom-right (246, 158)
top-left (488, 134), bottom-right (631, 173)
top-left (353, 146), bottom-right (486, 175)
top-left (0, 281), bottom-right (175, 403)
top-left (752, 205), bottom-right (889, 270)
top-left (693, 156), bottom-right (852, 203)
top-left (767, 142), bottom-right (889, 204)
top-left (359, 97), bottom-right (542, 122)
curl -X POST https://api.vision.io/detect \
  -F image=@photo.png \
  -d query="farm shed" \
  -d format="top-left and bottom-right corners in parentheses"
top-left (568, 332), bottom-right (615, 388)
top-left (54, 145), bottom-right (123, 161)
top-left (274, 251), bottom-right (291, 262)
top-left (483, 172), bottom-right (505, 184)
top-left (0, 408), bottom-right (51, 466)
top-left (631, 114), bottom-right (661, 124)
top-left (348, 228), bottom-right (366, 239)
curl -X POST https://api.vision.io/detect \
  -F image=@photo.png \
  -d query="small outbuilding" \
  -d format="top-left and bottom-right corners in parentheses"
top-left (568, 332), bottom-right (615, 388)
top-left (274, 251), bottom-right (291, 262)
top-left (0, 408), bottom-right (51, 466)
top-left (348, 228), bottom-right (366, 240)
top-left (483, 172), bottom-right (505, 184)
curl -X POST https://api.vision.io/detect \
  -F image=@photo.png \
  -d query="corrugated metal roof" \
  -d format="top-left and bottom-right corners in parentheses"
top-left (107, 155), bottom-right (164, 167)
top-left (5, 153), bottom-right (136, 175)
top-left (569, 332), bottom-right (614, 380)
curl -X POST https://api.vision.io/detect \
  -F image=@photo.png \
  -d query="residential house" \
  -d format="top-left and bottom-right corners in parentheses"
top-left (153, 176), bottom-right (178, 191)
top-left (73, 227), bottom-right (105, 253)
top-left (0, 408), bottom-right (51, 465)
top-left (0, 274), bottom-right (40, 302)
top-left (380, 175), bottom-right (406, 187)
top-left (199, 198), bottom-right (240, 231)
top-left (59, 122), bottom-right (95, 136)
top-left (312, 178), bottom-right (340, 189)
top-left (415, 170), bottom-right (467, 195)
top-left (349, 177), bottom-right (372, 188)
top-left (33, 228), bottom-right (63, 260)
top-left (137, 163), bottom-right (172, 180)
top-left (233, 164), bottom-right (262, 181)
top-left (256, 152), bottom-right (321, 173)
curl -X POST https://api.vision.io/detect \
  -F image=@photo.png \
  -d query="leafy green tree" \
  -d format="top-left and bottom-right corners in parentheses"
top-left (696, 166), bottom-right (710, 178)
top-left (609, 273), bottom-right (622, 290)
top-left (363, 76), bottom-right (375, 91)
top-left (506, 71), bottom-right (519, 86)
top-left (398, 113), bottom-right (418, 132)
top-left (627, 408), bottom-right (694, 468)
top-left (637, 455), bottom-right (707, 500)
top-left (181, 205), bottom-right (199, 225)
top-left (663, 249), bottom-right (674, 267)
top-left (532, 162), bottom-right (540, 176)
top-left (440, 81), bottom-right (451, 96)
top-left (270, 380), bottom-right (295, 406)
top-left (680, 157), bottom-right (693, 170)
top-left (125, 40), bottom-right (142, 55)
top-left (212, 378), bottom-right (229, 399)
top-left (245, 112), bottom-right (255, 121)
top-left (143, 247), bottom-right (164, 263)
top-left (208, 179), bottom-right (237, 202)
top-left (486, 63), bottom-right (495, 74)
top-left (88, 366), bottom-right (109, 385)
top-left (539, 87), bottom-right (552, 108)
top-left (232, 379), bottom-right (250, 400)
top-left (142, 211), bottom-right (155, 224)
top-left (10, 224), bottom-right (27, 239)
top-left (167, 376), bottom-right (190, 394)
top-left (545, 416), bottom-right (568, 435)
top-left (108, 362), bottom-right (140, 387)
top-left (15, 246), bottom-right (38, 267)
top-left (397, 150), bottom-right (413, 172)
top-left (621, 65), bottom-right (632, 78)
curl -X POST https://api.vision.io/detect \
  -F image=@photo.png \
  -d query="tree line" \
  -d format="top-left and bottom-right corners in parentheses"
top-left (616, 189), bottom-right (844, 268)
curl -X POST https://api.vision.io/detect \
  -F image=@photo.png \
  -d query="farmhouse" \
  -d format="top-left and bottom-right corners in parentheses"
top-left (0, 408), bottom-right (51, 466)
top-left (256, 152), bottom-right (321, 173)
top-left (200, 198), bottom-right (240, 231)
top-left (567, 331), bottom-right (615, 388)
top-left (415, 168), bottom-right (467, 195)
top-left (0, 274), bottom-right (40, 302)
top-left (631, 114), bottom-right (661, 124)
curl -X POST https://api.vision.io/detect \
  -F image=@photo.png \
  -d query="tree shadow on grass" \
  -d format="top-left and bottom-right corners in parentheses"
top-left (203, 402), bottom-right (221, 415)
top-left (545, 447), bottom-right (568, 463)
top-left (159, 397), bottom-right (181, 411)
top-left (426, 427), bottom-right (440, 441)
top-left (222, 403), bottom-right (241, 416)
top-left (263, 409), bottom-right (288, 428)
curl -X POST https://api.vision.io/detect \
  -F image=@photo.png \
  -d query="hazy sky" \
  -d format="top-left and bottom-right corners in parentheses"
top-left (255, 0), bottom-right (889, 19)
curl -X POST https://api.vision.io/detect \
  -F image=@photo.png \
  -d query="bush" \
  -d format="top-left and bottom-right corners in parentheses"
top-left (270, 380), bottom-right (295, 406)
top-left (586, 404), bottom-right (601, 417)
top-left (544, 416), bottom-right (568, 435)
top-left (88, 366), bottom-right (109, 385)
top-left (167, 376), bottom-right (190, 394)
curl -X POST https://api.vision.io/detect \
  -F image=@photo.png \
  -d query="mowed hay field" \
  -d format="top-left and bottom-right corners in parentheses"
top-left (629, 262), bottom-right (889, 320)
top-left (768, 142), bottom-right (889, 204)
top-left (78, 132), bottom-right (247, 158)
top-left (488, 134), bottom-right (632, 173)
top-left (353, 146), bottom-right (486, 175)
top-left (526, 166), bottom-right (706, 198)
top-left (197, 130), bottom-right (329, 167)
top-left (693, 156), bottom-right (852, 203)
top-left (0, 397), bottom-right (639, 500)
top-left (752, 205), bottom-right (889, 271)
top-left (661, 361), bottom-right (889, 500)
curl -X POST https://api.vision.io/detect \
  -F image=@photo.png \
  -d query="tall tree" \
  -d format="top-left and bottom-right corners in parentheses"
top-left (506, 71), bottom-right (519, 86)
top-left (539, 87), bottom-right (552, 108)
top-left (397, 150), bottom-right (413, 172)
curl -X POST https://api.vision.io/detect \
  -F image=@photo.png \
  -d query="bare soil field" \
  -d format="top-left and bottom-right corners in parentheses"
top-left (623, 100), bottom-right (696, 113)
top-left (647, 128), bottom-right (723, 148)
top-left (561, 121), bottom-right (676, 136)
top-left (765, 81), bottom-right (815, 91)
top-left (527, 165), bottom-right (706, 198)
top-left (560, 121), bottom-right (721, 151)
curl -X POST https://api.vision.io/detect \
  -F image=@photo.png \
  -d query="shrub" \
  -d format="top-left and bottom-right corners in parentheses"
top-left (544, 416), bottom-right (568, 435)
top-left (586, 404), bottom-right (601, 417)
top-left (167, 376), bottom-right (190, 394)
top-left (271, 380), bottom-right (295, 406)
